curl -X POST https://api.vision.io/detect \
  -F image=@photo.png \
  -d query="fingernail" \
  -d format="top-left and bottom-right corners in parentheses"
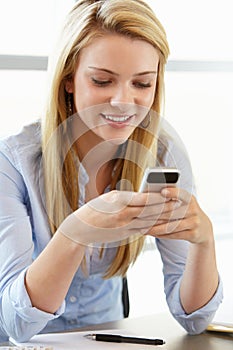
top-left (161, 189), bottom-right (170, 196)
top-left (173, 200), bottom-right (181, 208)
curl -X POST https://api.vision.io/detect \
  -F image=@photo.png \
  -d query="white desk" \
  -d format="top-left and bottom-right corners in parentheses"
top-left (2, 313), bottom-right (232, 349)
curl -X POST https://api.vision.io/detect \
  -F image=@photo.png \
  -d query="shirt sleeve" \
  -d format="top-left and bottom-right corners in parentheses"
top-left (0, 146), bottom-right (65, 342)
top-left (156, 238), bottom-right (223, 335)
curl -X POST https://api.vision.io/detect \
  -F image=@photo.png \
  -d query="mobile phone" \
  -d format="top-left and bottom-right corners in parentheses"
top-left (139, 167), bottom-right (180, 192)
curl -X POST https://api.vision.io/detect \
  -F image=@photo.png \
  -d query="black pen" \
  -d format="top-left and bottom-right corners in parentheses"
top-left (85, 333), bottom-right (165, 346)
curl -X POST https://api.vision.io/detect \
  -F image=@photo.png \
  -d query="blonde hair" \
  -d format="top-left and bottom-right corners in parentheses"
top-left (42, 0), bottom-right (169, 277)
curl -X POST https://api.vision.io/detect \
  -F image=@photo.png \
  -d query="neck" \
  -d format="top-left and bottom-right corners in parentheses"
top-left (71, 116), bottom-right (120, 172)
top-left (78, 137), bottom-right (118, 172)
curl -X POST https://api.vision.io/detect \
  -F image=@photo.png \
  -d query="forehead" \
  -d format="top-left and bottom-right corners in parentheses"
top-left (77, 33), bottom-right (159, 72)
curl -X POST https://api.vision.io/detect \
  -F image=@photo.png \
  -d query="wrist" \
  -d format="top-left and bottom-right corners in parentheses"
top-left (58, 212), bottom-right (90, 246)
top-left (196, 212), bottom-right (215, 246)
top-left (56, 229), bottom-right (86, 255)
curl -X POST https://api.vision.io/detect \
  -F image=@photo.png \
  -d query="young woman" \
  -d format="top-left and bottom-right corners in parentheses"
top-left (0, 0), bottom-right (222, 342)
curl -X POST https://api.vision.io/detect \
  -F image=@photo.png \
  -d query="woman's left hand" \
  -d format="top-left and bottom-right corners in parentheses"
top-left (146, 187), bottom-right (213, 244)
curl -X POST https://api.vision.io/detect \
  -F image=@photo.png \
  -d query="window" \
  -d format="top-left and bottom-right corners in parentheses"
top-left (147, 0), bottom-right (233, 61)
top-left (0, 0), bottom-right (74, 136)
top-left (145, 0), bottom-right (233, 237)
top-left (0, 0), bottom-right (74, 55)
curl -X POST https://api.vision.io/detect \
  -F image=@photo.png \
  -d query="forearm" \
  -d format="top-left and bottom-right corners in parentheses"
top-left (25, 231), bottom-right (85, 314)
top-left (180, 235), bottom-right (219, 314)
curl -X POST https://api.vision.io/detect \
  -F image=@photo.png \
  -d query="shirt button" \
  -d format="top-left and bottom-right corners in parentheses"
top-left (69, 296), bottom-right (77, 303)
top-left (68, 319), bottom-right (77, 325)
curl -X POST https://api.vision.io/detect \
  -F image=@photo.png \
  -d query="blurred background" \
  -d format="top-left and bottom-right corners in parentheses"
top-left (0, 0), bottom-right (232, 323)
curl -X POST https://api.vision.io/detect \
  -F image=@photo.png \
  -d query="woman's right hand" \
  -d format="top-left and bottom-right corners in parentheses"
top-left (58, 190), bottom-right (179, 246)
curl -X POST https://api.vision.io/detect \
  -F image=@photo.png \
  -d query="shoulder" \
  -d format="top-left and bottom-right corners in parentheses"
top-left (0, 120), bottom-right (41, 151)
top-left (0, 120), bottom-right (42, 172)
top-left (157, 125), bottom-right (191, 168)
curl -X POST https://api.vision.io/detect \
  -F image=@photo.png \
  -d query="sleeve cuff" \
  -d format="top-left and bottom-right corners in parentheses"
top-left (9, 268), bottom-right (65, 322)
top-left (167, 275), bottom-right (224, 334)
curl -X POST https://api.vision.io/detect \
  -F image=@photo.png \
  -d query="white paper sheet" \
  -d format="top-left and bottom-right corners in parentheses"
top-left (10, 329), bottom-right (166, 350)
top-left (212, 294), bottom-right (233, 327)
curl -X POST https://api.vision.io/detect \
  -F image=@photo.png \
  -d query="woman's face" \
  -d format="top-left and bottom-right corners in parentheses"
top-left (66, 33), bottom-right (159, 145)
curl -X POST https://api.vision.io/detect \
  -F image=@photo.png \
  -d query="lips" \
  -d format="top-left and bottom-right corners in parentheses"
top-left (101, 113), bottom-right (134, 123)
top-left (99, 113), bottom-right (136, 130)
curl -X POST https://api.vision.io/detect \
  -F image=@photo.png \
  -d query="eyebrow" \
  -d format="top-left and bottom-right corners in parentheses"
top-left (88, 66), bottom-right (157, 76)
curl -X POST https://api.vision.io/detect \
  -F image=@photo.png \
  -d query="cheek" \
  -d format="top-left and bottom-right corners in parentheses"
top-left (73, 89), bottom-right (93, 112)
top-left (138, 90), bottom-right (156, 108)
top-left (148, 85), bottom-right (157, 106)
top-left (74, 85), bottom-right (107, 112)
top-left (138, 81), bottom-right (157, 107)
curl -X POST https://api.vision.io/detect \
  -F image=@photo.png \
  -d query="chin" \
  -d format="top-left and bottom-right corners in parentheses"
top-left (98, 128), bottom-right (134, 145)
top-left (106, 137), bottom-right (128, 145)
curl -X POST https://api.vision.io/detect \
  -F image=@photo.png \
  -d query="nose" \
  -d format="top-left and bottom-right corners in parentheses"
top-left (110, 84), bottom-right (135, 111)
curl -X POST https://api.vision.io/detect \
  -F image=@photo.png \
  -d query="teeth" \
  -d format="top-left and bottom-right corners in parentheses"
top-left (103, 115), bottom-right (131, 122)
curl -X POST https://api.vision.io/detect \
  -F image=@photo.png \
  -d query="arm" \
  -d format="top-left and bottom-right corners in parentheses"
top-left (0, 146), bottom-right (87, 341)
top-left (150, 130), bottom-right (223, 333)
top-left (25, 232), bottom-right (85, 314)
top-left (156, 237), bottom-right (223, 335)
top-left (0, 145), bottom-right (175, 341)
top-left (0, 149), bottom-right (78, 341)
top-left (179, 209), bottom-right (219, 314)
top-left (157, 188), bottom-right (219, 314)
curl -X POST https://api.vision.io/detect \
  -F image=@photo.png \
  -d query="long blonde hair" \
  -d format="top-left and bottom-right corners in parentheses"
top-left (42, 0), bottom-right (169, 277)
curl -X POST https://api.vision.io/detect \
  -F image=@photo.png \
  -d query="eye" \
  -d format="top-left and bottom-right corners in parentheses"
top-left (133, 81), bottom-right (152, 89)
top-left (91, 77), bottom-right (112, 86)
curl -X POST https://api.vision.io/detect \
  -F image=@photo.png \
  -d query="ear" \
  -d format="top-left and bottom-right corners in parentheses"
top-left (64, 78), bottom-right (74, 93)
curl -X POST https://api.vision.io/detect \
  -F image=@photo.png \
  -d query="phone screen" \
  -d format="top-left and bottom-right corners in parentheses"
top-left (147, 171), bottom-right (179, 184)
top-left (139, 168), bottom-right (180, 192)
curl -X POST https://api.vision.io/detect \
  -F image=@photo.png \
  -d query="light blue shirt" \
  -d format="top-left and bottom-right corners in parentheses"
top-left (0, 122), bottom-right (223, 342)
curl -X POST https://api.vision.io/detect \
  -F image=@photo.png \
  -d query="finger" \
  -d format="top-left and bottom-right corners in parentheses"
top-left (134, 201), bottom-right (183, 226)
top-left (125, 191), bottom-right (169, 207)
top-left (117, 205), bottom-right (161, 222)
top-left (161, 187), bottom-right (193, 205)
top-left (154, 202), bottom-right (191, 221)
top-left (127, 214), bottom-right (164, 233)
top-left (129, 199), bottom-right (182, 220)
top-left (147, 224), bottom-right (201, 243)
top-left (89, 191), bottom-right (168, 215)
top-left (148, 216), bottom-right (194, 236)
top-left (104, 194), bottom-right (175, 222)
top-left (148, 230), bottom-right (191, 240)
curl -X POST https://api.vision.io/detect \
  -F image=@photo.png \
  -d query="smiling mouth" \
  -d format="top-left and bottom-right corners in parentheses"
top-left (101, 114), bottom-right (134, 122)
